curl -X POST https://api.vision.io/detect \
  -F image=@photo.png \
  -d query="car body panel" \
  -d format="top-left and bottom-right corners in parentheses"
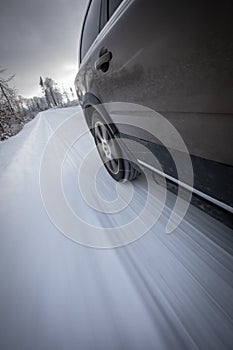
top-left (75, 0), bottom-right (233, 209)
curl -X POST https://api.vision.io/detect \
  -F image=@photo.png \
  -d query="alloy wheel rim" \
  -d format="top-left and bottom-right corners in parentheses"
top-left (94, 121), bottom-right (120, 175)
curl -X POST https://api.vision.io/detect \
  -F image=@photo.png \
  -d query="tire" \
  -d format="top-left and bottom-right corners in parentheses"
top-left (91, 110), bottom-right (141, 182)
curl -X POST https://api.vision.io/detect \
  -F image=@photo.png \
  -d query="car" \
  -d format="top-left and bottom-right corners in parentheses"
top-left (75, 0), bottom-right (233, 219)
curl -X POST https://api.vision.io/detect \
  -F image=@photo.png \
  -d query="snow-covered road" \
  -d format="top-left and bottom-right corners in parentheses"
top-left (0, 107), bottom-right (233, 350)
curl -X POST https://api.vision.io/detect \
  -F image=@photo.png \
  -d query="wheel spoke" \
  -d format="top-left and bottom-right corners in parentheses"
top-left (95, 124), bottom-right (103, 142)
top-left (108, 138), bottom-right (119, 159)
top-left (101, 125), bottom-right (109, 141)
top-left (97, 143), bottom-right (107, 161)
top-left (95, 134), bottom-right (102, 144)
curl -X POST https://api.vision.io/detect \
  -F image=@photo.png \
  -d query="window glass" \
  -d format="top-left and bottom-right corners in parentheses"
top-left (100, 0), bottom-right (108, 31)
top-left (108, 0), bottom-right (124, 18)
top-left (81, 0), bottom-right (102, 60)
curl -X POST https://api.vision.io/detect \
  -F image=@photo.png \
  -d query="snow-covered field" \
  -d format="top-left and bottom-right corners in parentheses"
top-left (0, 107), bottom-right (233, 350)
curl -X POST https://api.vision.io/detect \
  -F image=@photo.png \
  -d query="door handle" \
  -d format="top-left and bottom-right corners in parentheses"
top-left (95, 50), bottom-right (112, 72)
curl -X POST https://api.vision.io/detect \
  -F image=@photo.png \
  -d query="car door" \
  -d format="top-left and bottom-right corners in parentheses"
top-left (76, 0), bottom-right (233, 210)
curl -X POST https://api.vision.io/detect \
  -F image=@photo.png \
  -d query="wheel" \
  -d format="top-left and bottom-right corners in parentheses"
top-left (91, 111), bottom-right (141, 182)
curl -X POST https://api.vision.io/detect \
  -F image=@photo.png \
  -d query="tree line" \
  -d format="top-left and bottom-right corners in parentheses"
top-left (0, 67), bottom-right (77, 140)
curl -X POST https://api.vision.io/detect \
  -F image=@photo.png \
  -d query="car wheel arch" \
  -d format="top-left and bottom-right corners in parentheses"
top-left (82, 92), bottom-right (118, 136)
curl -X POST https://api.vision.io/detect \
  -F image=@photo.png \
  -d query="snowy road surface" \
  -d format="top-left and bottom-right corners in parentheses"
top-left (0, 107), bottom-right (233, 350)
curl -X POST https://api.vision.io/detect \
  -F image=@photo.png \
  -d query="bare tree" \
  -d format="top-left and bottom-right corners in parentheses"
top-left (0, 68), bottom-right (16, 113)
top-left (70, 87), bottom-right (75, 100)
top-left (0, 67), bottom-right (43, 140)
top-left (63, 88), bottom-right (70, 103)
top-left (40, 76), bottom-right (64, 108)
top-left (40, 76), bottom-right (51, 107)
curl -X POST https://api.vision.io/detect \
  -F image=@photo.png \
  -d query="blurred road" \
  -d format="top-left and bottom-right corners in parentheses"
top-left (0, 107), bottom-right (233, 350)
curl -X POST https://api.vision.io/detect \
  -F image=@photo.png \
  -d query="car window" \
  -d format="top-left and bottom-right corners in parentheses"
top-left (100, 0), bottom-right (108, 31)
top-left (81, 0), bottom-right (102, 60)
top-left (108, 0), bottom-right (124, 18)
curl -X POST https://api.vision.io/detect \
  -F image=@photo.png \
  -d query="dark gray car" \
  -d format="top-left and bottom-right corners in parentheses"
top-left (75, 0), bottom-right (233, 217)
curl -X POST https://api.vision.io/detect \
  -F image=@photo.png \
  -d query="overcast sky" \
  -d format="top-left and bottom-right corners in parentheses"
top-left (0, 0), bottom-right (88, 98)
